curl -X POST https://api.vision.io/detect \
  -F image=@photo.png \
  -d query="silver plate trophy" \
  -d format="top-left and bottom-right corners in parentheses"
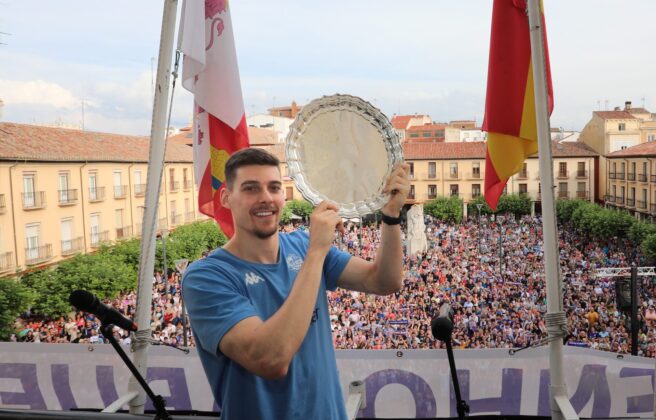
top-left (285, 94), bottom-right (404, 218)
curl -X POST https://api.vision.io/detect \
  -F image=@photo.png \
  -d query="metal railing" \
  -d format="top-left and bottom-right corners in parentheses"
top-left (0, 252), bottom-right (14, 272)
top-left (61, 237), bottom-right (84, 256)
top-left (58, 189), bottom-right (78, 205)
top-left (651, 175), bottom-right (656, 183)
top-left (170, 181), bottom-right (180, 191)
top-left (609, 172), bottom-right (617, 180)
top-left (134, 184), bottom-right (147, 197)
top-left (88, 187), bottom-right (105, 202)
top-left (557, 191), bottom-right (569, 199)
top-left (25, 244), bottom-right (53, 265)
top-left (575, 191), bottom-right (589, 200)
top-left (616, 196), bottom-right (625, 205)
top-left (468, 172), bottom-right (482, 180)
top-left (626, 198), bottom-right (636, 207)
top-left (605, 195), bottom-right (616, 203)
top-left (576, 170), bottom-right (588, 178)
top-left (638, 174), bottom-right (648, 182)
top-left (627, 173), bottom-right (636, 181)
top-left (556, 171), bottom-right (569, 179)
top-left (183, 180), bottom-right (193, 190)
top-left (616, 172), bottom-right (626, 180)
top-left (22, 191), bottom-right (46, 209)
top-left (90, 231), bottom-right (109, 247)
top-left (517, 171), bottom-right (529, 180)
top-left (637, 200), bottom-right (647, 209)
top-left (448, 172), bottom-right (460, 180)
top-left (113, 185), bottom-right (127, 199)
top-left (116, 226), bottom-right (133, 240)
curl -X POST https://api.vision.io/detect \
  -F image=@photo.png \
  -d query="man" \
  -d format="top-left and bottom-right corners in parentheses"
top-left (183, 148), bottom-right (409, 419)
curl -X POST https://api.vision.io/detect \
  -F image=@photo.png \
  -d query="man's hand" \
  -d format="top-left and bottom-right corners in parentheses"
top-left (382, 162), bottom-right (411, 217)
top-left (309, 201), bottom-right (345, 253)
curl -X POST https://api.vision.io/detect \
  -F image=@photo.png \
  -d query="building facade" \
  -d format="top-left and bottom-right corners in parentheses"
top-left (605, 142), bottom-right (656, 218)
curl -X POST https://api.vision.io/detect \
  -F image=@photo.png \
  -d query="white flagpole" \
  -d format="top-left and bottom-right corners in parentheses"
top-left (127, 0), bottom-right (179, 414)
top-left (526, 1), bottom-right (578, 419)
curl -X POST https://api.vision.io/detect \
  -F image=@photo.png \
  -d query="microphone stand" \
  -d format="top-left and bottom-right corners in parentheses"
top-left (443, 336), bottom-right (469, 420)
top-left (100, 324), bottom-right (172, 420)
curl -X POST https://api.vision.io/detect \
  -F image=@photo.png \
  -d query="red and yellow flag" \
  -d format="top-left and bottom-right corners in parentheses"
top-left (483, 0), bottom-right (553, 210)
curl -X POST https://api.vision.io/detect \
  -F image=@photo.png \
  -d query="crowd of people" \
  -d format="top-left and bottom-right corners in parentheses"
top-left (9, 214), bottom-right (656, 358)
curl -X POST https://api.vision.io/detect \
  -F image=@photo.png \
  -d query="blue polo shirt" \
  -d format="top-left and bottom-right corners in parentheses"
top-left (183, 230), bottom-right (351, 420)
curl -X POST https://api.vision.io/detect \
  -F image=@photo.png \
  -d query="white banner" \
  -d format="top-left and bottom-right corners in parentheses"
top-left (0, 344), bottom-right (653, 418)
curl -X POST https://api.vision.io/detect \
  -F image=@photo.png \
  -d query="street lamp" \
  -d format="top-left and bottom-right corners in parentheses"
top-left (475, 203), bottom-right (483, 254)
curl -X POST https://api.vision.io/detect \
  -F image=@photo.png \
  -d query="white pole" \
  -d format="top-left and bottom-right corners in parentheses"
top-left (526, 1), bottom-right (578, 419)
top-left (127, 0), bottom-right (178, 414)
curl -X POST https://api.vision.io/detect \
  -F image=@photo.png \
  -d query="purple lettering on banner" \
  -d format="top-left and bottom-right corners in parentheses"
top-left (51, 364), bottom-right (77, 410)
top-left (569, 364), bottom-right (610, 418)
top-left (96, 365), bottom-right (118, 407)
top-left (0, 363), bottom-right (46, 409)
top-left (620, 367), bottom-right (655, 413)
top-left (452, 368), bottom-right (522, 416)
top-left (359, 369), bottom-right (437, 418)
top-left (144, 367), bottom-right (191, 411)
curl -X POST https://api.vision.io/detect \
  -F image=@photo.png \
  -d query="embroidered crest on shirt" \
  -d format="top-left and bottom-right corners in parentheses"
top-left (286, 254), bottom-right (303, 272)
top-left (244, 272), bottom-right (264, 286)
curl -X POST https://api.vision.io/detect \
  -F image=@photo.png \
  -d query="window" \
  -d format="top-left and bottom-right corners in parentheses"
top-left (115, 209), bottom-right (124, 229)
top-left (422, 132), bottom-right (431, 138)
top-left (61, 218), bottom-right (73, 252)
top-left (577, 162), bottom-right (585, 177)
top-left (59, 172), bottom-right (70, 203)
top-left (409, 133), bottom-right (419, 138)
top-left (113, 171), bottom-right (123, 197)
top-left (519, 184), bottom-right (528, 194)
top-left (170, 200), bottom-right (177, 221)
top-left (630, 187), bottom-right (635, 199)
top-left (621, 162), bottom-right (625, 173)
top-left (619, 123), bottom-right (626, 131)
top-left (89, 172), bottom-right (98, 200)
top-left (621, 186), bottom-right (625, 198)
top-left (612, 185), bottom-right (616, 196)
top-left (90, 214), bottom-right (101, 245)
top-left (643, 162), bottom-right (648, 176)
top-left (134, 170), bottom-right (143, 194)
top-left (473, 162), bottom-right (481, 177)
top-left (559, 162), bottom-right (567, 176)
top-left (472, 184), bottom-right (481, 197)
top-left (169, 168), bottom-right (175, 186)
top-left (25, 223), bottom-right (40, 261)
top-left (648, 134), bottom-right (656, 142)
top-left (408, 162), bottom-right (415, 178)
top-left (450, 163), bottom-right (458, 178)
top-left (428, 185), bottom-right (437, 198)
top-left (23, 174), bottom-right (35, 207)
top-left (409, 185), bottom-right (415, 199)
top-left (428, 162), bottom-right (436, 178)
top-left (642, 189), bottom-right (647, 202)
top-left (183, 168), bottom-right (188, 184)
top-left (450, 184), bottom-right (459, 196)
top-left (518, 162), bottom-right (527, 178)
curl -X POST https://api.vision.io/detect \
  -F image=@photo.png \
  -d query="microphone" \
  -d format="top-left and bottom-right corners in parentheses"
top-left (431, 302), bottom-right (454, 342)
top-left (69, 290), bottom-right (138, 332)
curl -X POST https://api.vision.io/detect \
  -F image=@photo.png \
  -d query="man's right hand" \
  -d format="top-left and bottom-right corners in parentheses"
top-left (309, 201), bottom-right (345, 253)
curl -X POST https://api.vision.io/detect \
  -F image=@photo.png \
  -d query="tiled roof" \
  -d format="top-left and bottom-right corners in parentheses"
top-left (168, 130), bottom-right (193, 147)
top-left (0, 122), bottom-right (192, 162)
top-left (248, 127), bottom-right (277, 146)
top-left (594, 111), bottom-right (637, 120)
top-left (407, 123), bottom-right (446, 132)
top-left (607, 141), bottom-right (656, 157)
top-left (628, 107), bottom-right (651, 115)
top-left (391, 115), bottom-right (413, 130)
top-left (403, 140), bottom-right (598, 160)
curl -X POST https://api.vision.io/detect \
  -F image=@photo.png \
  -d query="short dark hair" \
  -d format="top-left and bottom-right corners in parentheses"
top-left (224, 148), bottom-right (280, 189)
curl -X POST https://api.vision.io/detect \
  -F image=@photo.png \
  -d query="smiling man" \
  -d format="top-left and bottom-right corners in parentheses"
top-left (183, 147), bottom-right (410, 419)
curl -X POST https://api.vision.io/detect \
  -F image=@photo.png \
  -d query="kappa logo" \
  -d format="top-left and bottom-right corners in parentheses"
top-left (245, 272), bottom-right (264, 286)
top-left (286, 254), bottom-right (304, 272)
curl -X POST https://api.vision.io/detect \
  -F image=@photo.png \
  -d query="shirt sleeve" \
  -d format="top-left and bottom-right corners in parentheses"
top-left (323, 245), bottom-right (352, 291)
top-left (182, 260), bottom-right (258, 356)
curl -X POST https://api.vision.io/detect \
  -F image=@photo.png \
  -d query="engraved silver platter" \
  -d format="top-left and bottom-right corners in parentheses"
top-left (285, 94), bottom-right (404, 218)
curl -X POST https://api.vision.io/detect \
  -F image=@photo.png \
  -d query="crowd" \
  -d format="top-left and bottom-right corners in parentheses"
top-left (10, 214), bottom-right (656, 358)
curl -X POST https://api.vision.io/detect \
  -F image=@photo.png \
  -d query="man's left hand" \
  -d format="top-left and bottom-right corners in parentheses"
top-left (382, 162), bottom-right (411, 217)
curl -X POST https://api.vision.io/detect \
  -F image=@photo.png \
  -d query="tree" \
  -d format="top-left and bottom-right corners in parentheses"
top-left (641, 234), bottom-right (656, 263)
top-left (556, 199), bottom-right (588, 224)
top-left (496, 194), bottom-right (531, 217)
top-left (285, 199), bottom-right (314, 219)
top-left (0, 278), bottom-right (35, 340)
top-left (424, 196), bottom-right (463, 223)
top-left (628, 220), bottom-right (656, 245)
top-left (467, 195), bottom-right (493, 217)
top-left (280, 204), bottom-right (293, 224)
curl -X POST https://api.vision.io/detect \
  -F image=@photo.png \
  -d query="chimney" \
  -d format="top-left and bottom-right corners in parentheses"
top-left (625, 101), bottom-right (632, 110)
top-left (614, 106), bottom-right (621, 111)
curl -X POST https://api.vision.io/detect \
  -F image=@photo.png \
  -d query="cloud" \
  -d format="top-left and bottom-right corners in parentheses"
top-left (0, 79), bottom-right (80, 109)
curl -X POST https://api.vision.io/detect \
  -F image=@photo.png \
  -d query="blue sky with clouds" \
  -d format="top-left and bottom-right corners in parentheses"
top-left (1, 0), bottom-right (655, 135)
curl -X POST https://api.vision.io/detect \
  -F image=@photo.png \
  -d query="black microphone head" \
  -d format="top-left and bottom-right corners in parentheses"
top-left (69, 290), bottom-right (97, 312)
top-left (431, 315), bottom-right (454, 342)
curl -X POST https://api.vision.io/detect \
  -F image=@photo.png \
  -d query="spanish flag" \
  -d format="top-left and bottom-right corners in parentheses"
top-left (483, 0), bottom-right (553, 210)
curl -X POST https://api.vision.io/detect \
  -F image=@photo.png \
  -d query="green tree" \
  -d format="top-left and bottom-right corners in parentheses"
top-left (628, 220), bottom-right (656, 245)
top-left (496, 194), bottom-right (531, 217)
top-left (285, 199), bottom-right (314, 219)
top-left (0, 278), bottom-right (35, 340)
top-left (467, 195), bottom-right (493, 217)
top-left (164, 221), bottom-right (227, 268)
top-left (280, 204), bottom-right (293, 224)
top-left (556, 199), bottom-right (588, 224)
top-left (641, 234), bottom-right (656, 263)
top-left (424, 196), bottom-right (463, 223)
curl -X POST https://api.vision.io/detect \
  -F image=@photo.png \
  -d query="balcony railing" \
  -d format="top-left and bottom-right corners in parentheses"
top-left (0, 194), bottom-right (6, 214)
top-left (605, 195), bottom-right (615, 203)
top-left (134, 184), bottom-right (147, 197)
top-left (183, 180), bottom-right (193, 190)
top-left (637, 200), bottom-right (647, 209)
top-left (427, 193), bottom-right (438, 200)
top-left (468, 172), bottom-right (482, 180)
top-left (116, 226), bottom-right (133, 240)
top-left (0, 252), bottom-right (14, 272)
top-left (575, 191), bottom-right (589, 200)
top-left (61, 237), bottom-right (84, 256)
top-left (408, 173), bottom-right (416, 180)
top-left (557, 191), bottom-right (569, 199)
top-left (638, 174), bottom-right (648, 182)
top-left (448, 172), bottom-right (460, 180)
top-left (626, 198), bottom-right (636, 207)
top-left (22, 191), bottom-right (46, 210)
top-left (651, 175), bottom-right (656, 183)
top-left (170, 213), bottom-right (182, 226)
top-left (517, 171), bottom-right (529, 180)
top-left (576, 170), bottom-right (588, 178)
top-left (58, 189), bottom-right (79, 206)
top-left (185, 211), bottom-right (195, 222)
top-left (90, 231), bottom-right (109, 248)
top-left (609, 172), bottom-right (617, 180)
top-left (170, 181), bottom-right (180, 192)
top-left (616, 172), bottom-right (626, 180)
top-left (406, 193), bottom-right (416, 201)
top-left (88, 187), bottom-right (105, 202)
top-left (627, 173), bottom-right (636, 181)
top-left (25, 244), bottom-right (53, 265)
top-left (556, 171), bottom-right (569, 179)
top-left (616, 196), bottom-right (625, 205)
top-left (113, 185), bottom-right (127, 199)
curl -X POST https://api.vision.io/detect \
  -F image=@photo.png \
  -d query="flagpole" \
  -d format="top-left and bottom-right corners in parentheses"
top-left (126, 0), bottom-right (179, 414)
top-left (526, 1), bottom-right (578, 419)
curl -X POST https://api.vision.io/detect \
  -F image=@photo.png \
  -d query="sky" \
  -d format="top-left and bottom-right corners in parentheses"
top-left (0, 0), bottom-right (655, 136)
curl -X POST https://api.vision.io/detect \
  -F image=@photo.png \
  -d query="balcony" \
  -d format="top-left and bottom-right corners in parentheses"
top-left (651, 175), bottom-right (656, 183)
top-left (116, 226), bottom-right (133, 240)
top-left (616, 172), bottom-right (626, 180)
top-left (134, 184), bottom-right (147, 197)
top-left (616, 196), bottom-right (625, 205)
top-left (576, 170), bottom-right (588, 179)
top-left (605, 195), bottom-right (616, 203)
top-left (58, 189), bottom-right (79, 206)
top-left (627, 173), bottom-right (636, 181)
top-left (185, 211), bottom-right (195, 222)
top-left (609, 172), bottom-right (617, 180)
top-left (113, 185), bottom-right (127, 199)
top-left (575, 191), bottom-right (589, 200)
top-left (468, 172), bottom-right (482, 180)
top-left (0, 194), bottom-right (6, 214)
top-left (22, 191), bottom-right (46, 210)
top-left (517, 171), bottom-right (529, 180)
top-left (88, 187), bottom-right (106, 203)
top-left (61, 237), bottom-right (84, 256)
top-left (637, 200), bottom-right (647, 209)
top-left (448, 172), bottom-right (460, 180)
top-left (557, 191), bottom-right (569, 199)
top-left (471, 192), bottom-right (482, 199)
top-left (638, 174), bottom-right (648, 182)
top-left (183, 180), bottom-right (193, 190)
top-left (0, 252), bottom-right (14, 272)
top-left (556, 171), bottom-right (569, 179)
top-left (406, 193), bottom-right (416, 201)
top-left (626, 198), bottom-right (636, 207)
top-left (90, 231), bottom-right (109, 248)
top-left (25, 244), bottom-right (53, 265)
top-left (170, 181), bottom-right (180, 192)
top-left (170, 213), bottom-right (182, 226)
top-left (427, 193), bottom-right (438, 200)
